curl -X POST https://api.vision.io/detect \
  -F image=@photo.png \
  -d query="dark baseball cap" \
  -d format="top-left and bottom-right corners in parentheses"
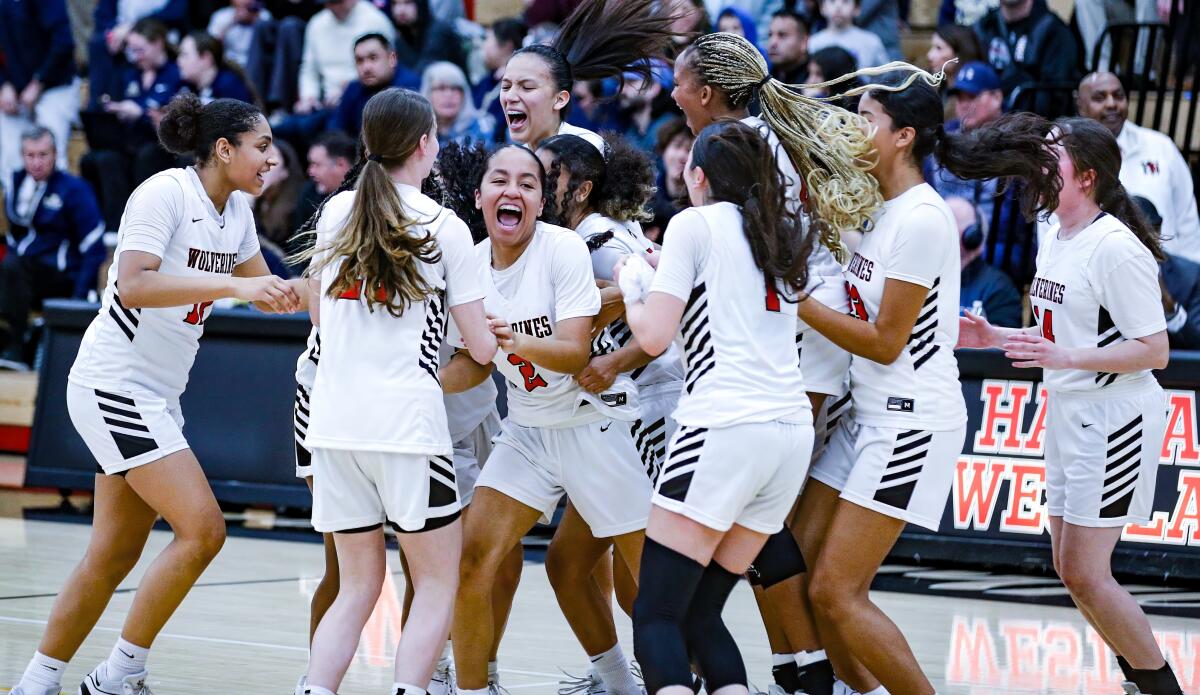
top-left (949, 61), bottom-right (1001, 96)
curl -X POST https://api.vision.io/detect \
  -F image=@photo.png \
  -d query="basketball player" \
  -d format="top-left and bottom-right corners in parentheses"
top-left (10, 94), bottom-right (300, 695)
top-left (796, 72), bottom-right (1057, 694)
top-left (500, 0), bottom-right (676, 153)
top-left (536, 132), bottom-right (683, 695)
top-left (294, 88), bottom-right (496, 695)
top-left (438, 144), bottom-right (651, 695)
top-left (670, 32), bottom-right (853, 693)
top-left (621, 119), bottom-right (816, 695)
top-left (958, 117), bottom-right (1183, 695)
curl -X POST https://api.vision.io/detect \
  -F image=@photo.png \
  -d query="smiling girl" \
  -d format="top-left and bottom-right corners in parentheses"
top-left (11, 93), bottom-right (299, 695)
top-left (500, 0), bottom-right (676, 152)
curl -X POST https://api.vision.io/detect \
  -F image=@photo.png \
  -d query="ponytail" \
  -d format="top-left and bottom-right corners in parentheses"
top-left (1100, 182), bottom-right (1164, 260)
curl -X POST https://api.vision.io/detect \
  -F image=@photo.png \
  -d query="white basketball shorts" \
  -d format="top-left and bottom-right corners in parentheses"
top-left (67, 383), bottom-right (190, 476)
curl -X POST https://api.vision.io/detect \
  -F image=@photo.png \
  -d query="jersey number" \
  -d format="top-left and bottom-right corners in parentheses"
top-left (846, 282), bottom-right (868, 321)
top-left (183, 301), bottom-right (214, 326)
top-left (338, 279), bottom-right (388, 302)
top-left (765, 280), bottom-right (782, 313)
top-left (508, 354), bottom-right (548, 392)
top-left (1034, 307), bottom-right (1057, 342)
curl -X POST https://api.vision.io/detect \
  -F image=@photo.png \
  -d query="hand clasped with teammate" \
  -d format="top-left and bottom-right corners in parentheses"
top-left (958, 311), bottom-right (1073, 369)
top-left (235, 275), bottom-right (303, 314)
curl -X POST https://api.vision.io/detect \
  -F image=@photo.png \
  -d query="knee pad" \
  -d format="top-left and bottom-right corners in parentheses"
top-left (632, 538), bottom-right (704, 694)
top-left (746, 528), bottom-right (806, 589)
top-left (684, 562), bottom-right (746, 692)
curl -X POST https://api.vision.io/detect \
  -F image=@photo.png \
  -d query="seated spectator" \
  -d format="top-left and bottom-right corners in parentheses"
top-left (295, 0), bottom-right (394, 115)
top-left (646, 116), bottom-right (694, 242)
top-left (666, 0), bottom-right (711, 57)
top-left (566, 80), bottom-right (620, 135)
top-left (1, 127), bottom-right (105, 365)
top-left (1077, 71), bottom-right (1200, 264)
top-left (717, 7), bottom-right (768, 58)
top-left (803, 46), bottom-right (863, 109)
top-left (948, 196), bottom-right (1021, 327)
top-left (703, 0), bottom-right (783, 39)
top-left (473, 18), bottom-right (527, 145)
top-left (766, 9), bottom-right (810, 83)
top-left (809, 0), bottom-right (890, 71)
top-left (926, 24), bottom-right (983, 81)
top-left (618, 60), bottom-right (678, 154)
top-left (975, 0), bottom-right (1079, 102)
top-left (924, 62), bottom-right (1003, 215)
top-left (82, 18), bottom-right (183, 231)
top-left (391, 0), bottom-right (468, 74)
top-left (421, 62), bottom-right (493, 146)
top-left (208, 0), bottom-right (273, 69)
top-left (256, 139), bottom-right (306, 246)
top-left (1133, 197), bottom-right (1200, 350)
top-left (938, 0), bottom-right (999, 26)
top-left (294, 130), bottom-right (356, 232)
top-left (0, 0), bottom-right (79, 188)
top-left (331, 33), bottom-right (419, 140)
top-left (178, 32), bottom-right (258, 105)
top-left (87, 0), bottom-right (187, 110)
top-left (858, 0), bottom-right (902, 61)
top-left (244, 1), bottom-right (322, 111)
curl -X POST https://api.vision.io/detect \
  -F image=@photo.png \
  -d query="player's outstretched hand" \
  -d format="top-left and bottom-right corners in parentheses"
top-left (1003, 333), bottom-right (1072, 370)
top-left (237, 275), bottom-right (301, 314)
top-left (957, 311), bottom-right (1002, 349)
top-left (488, 314), bottom-right (519, 352)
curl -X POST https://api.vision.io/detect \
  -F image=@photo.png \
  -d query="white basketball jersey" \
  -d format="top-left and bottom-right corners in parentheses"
top-left (305, 185), bottom-right (485, 455)
top-left (450, 221), bottom-right (639, 427)
top-left (1031, 213), bottom-right (1165, 394)
top-left (649, 203), bottom-right (810, 428)
top-left (575, 212), bottom-right (684, 388)
top-left (843, 183), bottom-right (966, 430)
top-left (70, 168), bottom-right (260, 403)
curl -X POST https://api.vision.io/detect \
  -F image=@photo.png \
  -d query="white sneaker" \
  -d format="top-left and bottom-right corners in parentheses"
top-left (487, 683), bottom-right (510, 695)
top-left (295, 674), bottom-right (308, 695)
top-left (428, 660), bottom-right (456, 695)
top-left (832, 681), bottom-right (860, 695)
top-left (558, 669), bottom-right (606, 695)
top-left (1121, 683), bottom-right (1142, 695)
top-left (78, 662), bottom-right (154, 695)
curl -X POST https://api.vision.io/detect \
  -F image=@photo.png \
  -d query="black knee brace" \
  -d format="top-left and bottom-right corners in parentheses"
top-left (684, 562), bottom-right (746, 692)
top-left (746, 528), bottom-right (806, 589)
top-left (632, 538), bottom-right (704, 694)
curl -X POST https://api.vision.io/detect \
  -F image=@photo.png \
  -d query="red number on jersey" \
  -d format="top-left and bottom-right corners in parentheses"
top-left (765, 278), bottom-right (782, 313)
top-left (1034, 307), bottom-right (1056, 342)
top-left (846, 282), bottom-right (868, 321)
top-left (183, 301), bottom-right (214, 326)
top-left (508, 354), bottom-right (548, 392)
top-left (337, 279), bottom-right (388, 302)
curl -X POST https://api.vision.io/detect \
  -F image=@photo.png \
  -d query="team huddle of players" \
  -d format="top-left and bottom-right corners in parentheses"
top-left (6, 2), bottom-right (1187, 695)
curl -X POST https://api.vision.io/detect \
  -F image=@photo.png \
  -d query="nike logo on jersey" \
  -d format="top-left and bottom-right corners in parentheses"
top-left (1082, 423), bottom-right (1094, 429)
top-left (600, 422), bottom-right (611, 432)
top-left (191, 217), bottom-right (204, 223)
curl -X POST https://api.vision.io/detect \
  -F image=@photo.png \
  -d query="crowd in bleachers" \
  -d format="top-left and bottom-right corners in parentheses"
top-left (1, 0), bottom-right (1199, 369)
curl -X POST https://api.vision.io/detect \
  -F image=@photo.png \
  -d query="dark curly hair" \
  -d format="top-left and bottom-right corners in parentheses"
top-left (434, 144), bottom-right (553, 238)
top-left (157, 93), bottom-right (264, 165)
top-left (537, 133), bottom-right (655, 228)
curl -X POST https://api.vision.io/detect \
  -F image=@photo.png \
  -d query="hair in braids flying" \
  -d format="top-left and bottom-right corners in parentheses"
top-left (678, 33), bottom-right (944, 256)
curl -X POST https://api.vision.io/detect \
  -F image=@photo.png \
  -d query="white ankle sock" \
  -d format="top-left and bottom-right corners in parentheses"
top-left (795, 649), bottom-right (828, 667)
top-left (437, 640), bottom-right (452, 666)
top-left (863, 687), bottom-right (891, 695)
top-left (590, 644), bottom-right (640, 695)
top-left (772, 653), bottom-right (794, 666)
top-left (460, 689), bottom-right (489, 695)
top-left (487, 660), bottom-right (499, 683)
top-left (17, 652), bottom-right (67, 691)
top-left (394, 682), bottom-right (427, 695)
top-left (105, 637), bottom-right (149, 681)
top-left (305, 686), bottom-right (337, 695)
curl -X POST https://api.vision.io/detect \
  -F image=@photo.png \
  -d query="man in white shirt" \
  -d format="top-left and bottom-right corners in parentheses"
top-left (295, 0), bottom-right (394, 114)
top-left (1076, 71), bottom-right (1200, 263)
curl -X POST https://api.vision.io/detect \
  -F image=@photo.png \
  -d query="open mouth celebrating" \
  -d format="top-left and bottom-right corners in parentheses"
top-left (506, 109), bottom-right (529, 131)
top-left (497, 203), bottom-right (524, 231)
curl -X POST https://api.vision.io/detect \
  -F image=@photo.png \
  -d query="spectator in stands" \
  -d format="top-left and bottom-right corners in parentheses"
top-left (766, 9), bottom-right (810, 83)
top-left (178, 32), bottom-right (258, 105)
top-left (809, 0), bottom-right (890, 70)
top-left (858, 0), bottom-right (902, 61)
top-left (331, 33), bottom-right (419, 140)
top-left (975, 0), bottom-right (1080, 101)
top-left (702, 0), bottom-right (783, 39)
top-left (646, 116), bottom-right (694, 242)
top-left (938, 0), bottom-right (998, 26)
top-left (567, 80), bottom-right (620, 135)
top-left (717, 7), bottom-right (768, 59)
top-left (1132, 197), bottom-right (1200, 350)
top-left (87, 0), bottom-right (187, 110)
top-left (1077, 71), bottom-right (1200, 264)
top-left (926, 24), bottom-right (982, 81)
top-left (473, 18), bottom-right (527, 145)
top-left (296, 0), bottom-right (394, 115)
top-left (83, 18), bottom-right (184, 232)
top-left (803, 46), bottom-right (863, 109)
top-left (0, 0), bottom-right (79, 189)
top-left (618, 60), bottom-right (678, 154)
top-left (949, 195), bottom-right (1022, 327)
top-left (295, 130), bottom-right (356, 233)
top-left (208, 0), bottom-right (273, 69)
top-left (665, 0), bottom-right (711, 57)
top-left (422, 61), bottom-right (493, 146)
top-left (925, 62), bottom-right (1003, 213)
top-left (256, 139), bottom-right (306, 246)
top-left (245, 2), bottom-right (321, 111)
top-left (391, 0), bottom-right (468, 74)
top-left (0, 127), bottom-right (105, 365)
